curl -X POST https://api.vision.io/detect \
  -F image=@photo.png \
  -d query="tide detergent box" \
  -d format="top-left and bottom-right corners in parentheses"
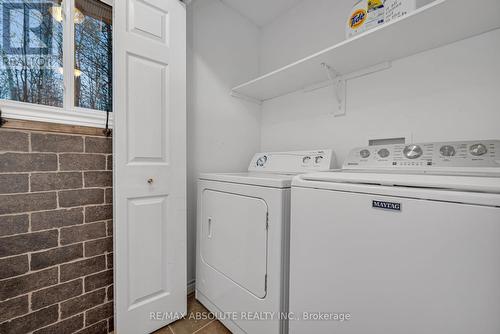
top-left (346, 0), bottom-right (385, 39)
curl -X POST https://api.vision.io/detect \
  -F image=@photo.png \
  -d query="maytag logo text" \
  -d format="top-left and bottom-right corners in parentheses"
top-left (372, 200), bottom-right (401, 211)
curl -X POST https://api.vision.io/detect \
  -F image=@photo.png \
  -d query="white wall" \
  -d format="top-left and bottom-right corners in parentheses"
top-left (260, 0), bottom-right (351, 74)
top-left (260, 1), bottom-right (500, 165)
top-left (187, 0), bottom-right (261, 284)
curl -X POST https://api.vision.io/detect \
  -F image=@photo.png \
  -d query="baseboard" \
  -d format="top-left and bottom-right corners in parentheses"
top-left (187, 279), bottom-right (196, 295)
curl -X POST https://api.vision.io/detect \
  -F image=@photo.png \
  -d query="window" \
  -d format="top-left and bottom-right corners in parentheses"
top-left (0, 0), bottom-right (112, 126)
top-left (0, 0), bottom-right (64, 107)
top-left (74, 0), bottom-right (112, 112)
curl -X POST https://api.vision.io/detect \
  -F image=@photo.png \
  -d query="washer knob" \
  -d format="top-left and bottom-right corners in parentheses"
top-left (469, 143), bottom-right (488, 156)
top-left (256, 156), bottom-right (267, 167)
top-left (302, 156), bottom-right (311, 164)
top-left (360, 149), bottom-right (370, 159)
top-left (378, 148), bottom-right (390, 158)
top-left (315, 156), bottom-right (323, 164)
top-left (440, 145), bottom-right (456, 157)
top-left (403, 145), bottom-right (423, 159)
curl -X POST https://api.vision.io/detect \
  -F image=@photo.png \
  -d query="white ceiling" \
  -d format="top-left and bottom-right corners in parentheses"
top-left (220, 0), bottom-right (302, 27)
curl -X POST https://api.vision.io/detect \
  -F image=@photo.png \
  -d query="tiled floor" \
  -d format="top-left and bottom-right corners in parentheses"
top-left (153, 294), bottom-right (231, 334)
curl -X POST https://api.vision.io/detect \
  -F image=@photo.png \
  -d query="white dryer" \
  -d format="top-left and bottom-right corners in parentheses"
top-left (289, 140), bottom-right (500, 334)
top-left (196, 149), bottom-right (335, 334)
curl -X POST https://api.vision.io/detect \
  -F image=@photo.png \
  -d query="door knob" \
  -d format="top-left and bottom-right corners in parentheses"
top-left (147, 178), bottom-right (154, 184)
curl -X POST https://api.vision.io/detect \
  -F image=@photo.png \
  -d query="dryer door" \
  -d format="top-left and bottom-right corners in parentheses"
top-left (201, 190), bottom-right (268, 298)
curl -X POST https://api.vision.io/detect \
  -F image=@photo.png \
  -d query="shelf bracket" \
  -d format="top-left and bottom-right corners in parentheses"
top-left (321, 63), bottom-right (346, 117)
top-left (305, 62), bottom-right (392, 117)
top-left (230, 91), bottom-right (263, 106)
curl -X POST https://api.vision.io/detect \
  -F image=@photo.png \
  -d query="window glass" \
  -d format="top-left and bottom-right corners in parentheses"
top-left (0, 0), bottom-right (64, 107)
top-left (74, 0), bottom-right (112, 112)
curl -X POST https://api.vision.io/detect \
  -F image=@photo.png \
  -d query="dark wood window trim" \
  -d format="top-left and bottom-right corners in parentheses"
top-left (2, 118), bottom-right (110, 137)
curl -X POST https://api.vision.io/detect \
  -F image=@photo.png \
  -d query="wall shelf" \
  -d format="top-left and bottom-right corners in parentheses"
top-left (231, 0), bottom-right (500, 102)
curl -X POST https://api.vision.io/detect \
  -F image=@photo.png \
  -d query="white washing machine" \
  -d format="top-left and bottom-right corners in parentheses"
top-left (196, 149), bottom-right (335, 334)
top-left (289, 140), bottom-right (500, 334)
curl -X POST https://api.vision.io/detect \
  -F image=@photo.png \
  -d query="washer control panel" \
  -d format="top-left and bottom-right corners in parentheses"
top-left (343, 140), bottom-right (500, 174)
top-left (249, 149), bottom-right (335, 174)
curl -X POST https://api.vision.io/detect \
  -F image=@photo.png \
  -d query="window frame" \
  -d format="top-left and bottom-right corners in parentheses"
top-left (0, 0), bottom-right (113, 128)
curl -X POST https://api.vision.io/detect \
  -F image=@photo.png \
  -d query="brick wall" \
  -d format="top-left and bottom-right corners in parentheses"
top-left (0, 128), bottom-right (113, 334)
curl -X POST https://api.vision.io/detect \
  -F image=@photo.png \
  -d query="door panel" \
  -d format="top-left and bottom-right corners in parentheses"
top-left (114, 0), bottom-right (186, 333)
top-left (128, 196), bottom-right (169, 307)
top-left (127, 55), bottom-right (169, 163)
top-left (129, 0), bottom-right (168, 43)
top-left (201, 190), bottom-right (268, 298)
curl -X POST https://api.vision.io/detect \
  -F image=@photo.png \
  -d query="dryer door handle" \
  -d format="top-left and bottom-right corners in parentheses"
top-left (207, 217), bottom-right (213, 239)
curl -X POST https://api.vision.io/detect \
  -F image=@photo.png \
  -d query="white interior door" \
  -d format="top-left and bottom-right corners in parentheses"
top-left (113, 0), bottom-right (187, 333)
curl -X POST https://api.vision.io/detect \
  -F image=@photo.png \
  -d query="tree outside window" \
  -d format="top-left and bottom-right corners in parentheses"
top-left (0, 0), bottom-right (64, 107)
top-left (0, 0), bottom-right (112, 113)
top-left (74, 0), bottom-right (112, 112)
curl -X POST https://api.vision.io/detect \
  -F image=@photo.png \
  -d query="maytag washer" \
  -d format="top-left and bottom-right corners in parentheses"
top-left (289, 140), bottom-right (500, 334)
top-left (196, 149), bottom-right (335, 334)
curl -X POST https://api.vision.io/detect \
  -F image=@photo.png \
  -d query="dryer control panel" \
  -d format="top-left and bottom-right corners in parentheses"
top-left (249, 149), bottom-right (335, 174)
top-left (343, 140), bottom-right (500, 175)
